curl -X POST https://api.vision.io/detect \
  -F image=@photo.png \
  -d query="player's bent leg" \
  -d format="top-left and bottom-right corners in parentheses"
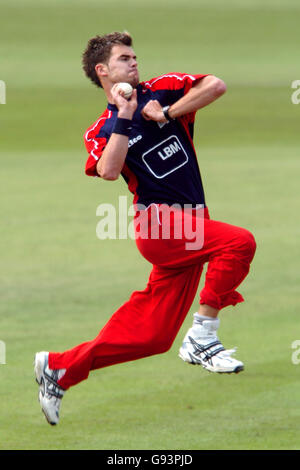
top-left (199, 225), bottom-right (256, 311)
top-left (47, 262), bottom-right (203, 392)
top-left (178, 222), bottom-right (256, 374)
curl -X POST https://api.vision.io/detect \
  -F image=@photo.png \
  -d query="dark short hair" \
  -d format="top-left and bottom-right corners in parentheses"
top-left (82, 31), bottom-right (133, 88)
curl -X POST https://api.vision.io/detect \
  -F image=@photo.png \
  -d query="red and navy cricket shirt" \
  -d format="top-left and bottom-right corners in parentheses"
top-left (84, 73), bottom-right (209, 208)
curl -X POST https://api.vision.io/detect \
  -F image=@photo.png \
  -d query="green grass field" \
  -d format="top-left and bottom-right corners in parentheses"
top-left (1, 0), bottom-right (300, 450)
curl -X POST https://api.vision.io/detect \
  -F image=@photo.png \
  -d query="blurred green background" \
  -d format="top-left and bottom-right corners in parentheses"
top-left (0, 0), bottom-right (300, 450)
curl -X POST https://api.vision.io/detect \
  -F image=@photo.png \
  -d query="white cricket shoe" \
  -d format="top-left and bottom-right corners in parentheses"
top-left (179, 319), bottom-right (244, 374)
top-left (34, 351), bottom-right (66, 425)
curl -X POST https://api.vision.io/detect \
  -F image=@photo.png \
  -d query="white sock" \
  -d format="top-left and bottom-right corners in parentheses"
top-left (193, 312), bottom-right (219, 326)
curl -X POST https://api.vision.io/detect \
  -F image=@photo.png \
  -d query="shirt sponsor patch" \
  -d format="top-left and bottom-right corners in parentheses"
top-left (142, 135), bottom-right (188, 179)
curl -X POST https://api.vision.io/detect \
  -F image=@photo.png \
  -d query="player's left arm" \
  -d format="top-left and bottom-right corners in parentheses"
top-left (142, 75), bottom-right (226, 123)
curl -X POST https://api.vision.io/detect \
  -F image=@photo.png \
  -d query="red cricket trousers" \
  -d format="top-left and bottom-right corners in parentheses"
top-left (49, 206), bottom-right (256, 390)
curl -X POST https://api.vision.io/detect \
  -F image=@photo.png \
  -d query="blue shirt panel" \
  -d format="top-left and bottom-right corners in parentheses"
top-left (96, 84), bottom-right (206, 208)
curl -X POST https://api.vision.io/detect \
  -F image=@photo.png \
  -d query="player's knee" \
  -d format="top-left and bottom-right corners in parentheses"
top-left (148, 337), bottom-right (173, 355)
top-left (157, 340), bottom-right (173, 354)
top-left (237, 229), bottom-right (256, 262)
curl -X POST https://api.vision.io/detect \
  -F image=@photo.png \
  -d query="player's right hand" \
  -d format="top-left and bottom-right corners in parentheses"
top-left (110, 84), bottom-right (138, 119)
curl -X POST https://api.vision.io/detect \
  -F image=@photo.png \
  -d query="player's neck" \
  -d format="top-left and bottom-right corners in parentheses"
top-left (100, 78), bottom-right (114, 104)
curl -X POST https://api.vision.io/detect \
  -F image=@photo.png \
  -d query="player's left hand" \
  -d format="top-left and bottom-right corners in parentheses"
top-left (141, 100), bottom-right (168, 123)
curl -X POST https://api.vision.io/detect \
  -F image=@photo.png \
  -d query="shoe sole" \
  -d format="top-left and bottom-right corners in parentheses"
top-left (178, 352), bottom-right (244, 374)
top-left (34, 353), bottom-right (44, 385)
top-left (39, 390), bottom-right (57, 426)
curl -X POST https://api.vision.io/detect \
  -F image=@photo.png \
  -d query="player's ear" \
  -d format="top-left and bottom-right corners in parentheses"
top-left (95, 63), bottom-right (108, 79)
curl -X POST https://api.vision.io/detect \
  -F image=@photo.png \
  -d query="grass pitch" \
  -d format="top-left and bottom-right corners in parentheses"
top-left (0, 0), bottom-right (299, 450)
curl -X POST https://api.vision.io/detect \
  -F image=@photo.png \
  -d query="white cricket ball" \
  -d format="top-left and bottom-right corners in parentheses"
top-left (117, 82), bottom-right (133, 99)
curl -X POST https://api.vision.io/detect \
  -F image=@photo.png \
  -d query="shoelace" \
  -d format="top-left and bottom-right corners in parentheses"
top-left (188, 337), bottom-right (225, 361)
top-left (44, 369), bottom-right (64, 400)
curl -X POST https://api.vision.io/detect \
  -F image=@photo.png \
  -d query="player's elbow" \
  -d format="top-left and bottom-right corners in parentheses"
top-left (97, 161), bottom-right (120, 180)
top-left (99, 170), bottom-right (120, 181)
top-left (212, 77), bottom-right (227, 97)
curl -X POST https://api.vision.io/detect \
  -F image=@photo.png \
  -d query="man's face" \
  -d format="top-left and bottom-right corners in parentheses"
top-left (103, 44), bottom-right (139, 88)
